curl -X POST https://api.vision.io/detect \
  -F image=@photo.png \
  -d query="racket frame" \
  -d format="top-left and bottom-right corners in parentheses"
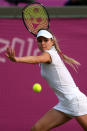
top-left (22, 2), bottom-right (50, 37)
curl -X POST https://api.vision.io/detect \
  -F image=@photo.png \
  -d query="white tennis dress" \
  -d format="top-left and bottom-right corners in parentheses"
top-left (40, 46), bottom-right (87, 117)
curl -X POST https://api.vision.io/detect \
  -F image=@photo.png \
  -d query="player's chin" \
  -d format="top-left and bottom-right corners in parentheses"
top-left (40, 47), bottom-right (47, 52)
top-left (42, 47), bottom-right (47, 51)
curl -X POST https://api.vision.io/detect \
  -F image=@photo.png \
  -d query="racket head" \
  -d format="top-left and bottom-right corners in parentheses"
top-left (22, 2), bottom-right (50, 37)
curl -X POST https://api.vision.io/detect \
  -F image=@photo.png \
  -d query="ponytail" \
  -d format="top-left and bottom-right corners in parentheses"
top-left (45, 29), bottom-right (80, 72)
top-left (53, 36), bottom-right (80, 72)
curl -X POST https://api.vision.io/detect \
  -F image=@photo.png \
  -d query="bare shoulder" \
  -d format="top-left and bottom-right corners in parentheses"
top-left (37, 52), bottom-right (51, 63)
top-left (42, 52), bottom-right (50, 57)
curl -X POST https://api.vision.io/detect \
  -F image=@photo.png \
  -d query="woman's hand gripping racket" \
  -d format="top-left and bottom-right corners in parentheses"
top-left (22, 2), bottom-right (50, 37)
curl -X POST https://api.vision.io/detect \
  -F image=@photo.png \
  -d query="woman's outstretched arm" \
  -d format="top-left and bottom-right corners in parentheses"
top-left (5, 47), bottom-right (51, 64)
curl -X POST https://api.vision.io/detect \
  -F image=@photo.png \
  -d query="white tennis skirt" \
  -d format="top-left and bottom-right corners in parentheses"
top-left (53, 90), bottom-right (87, 118)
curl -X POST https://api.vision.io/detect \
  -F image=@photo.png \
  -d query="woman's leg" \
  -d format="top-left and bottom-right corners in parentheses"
top-left (31, 109), bottom-right (72, 131)
top-left (75, 114), bottom-right (87, 130)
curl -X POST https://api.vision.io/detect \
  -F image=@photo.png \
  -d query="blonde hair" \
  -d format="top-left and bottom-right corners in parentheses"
top-left (47, 29), bottom-right (80, 72)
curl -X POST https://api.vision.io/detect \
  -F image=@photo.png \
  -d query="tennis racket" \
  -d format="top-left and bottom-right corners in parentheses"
top-left (22, 2), bottom-right (50, 37)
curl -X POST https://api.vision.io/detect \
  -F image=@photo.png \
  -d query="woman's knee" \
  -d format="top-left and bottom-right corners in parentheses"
top-left (30, 125), bottom-right (38, 131)
top-left (30, 124), bottom-right (44, 131)
top-left (30, 125), bottom-right (36, 131)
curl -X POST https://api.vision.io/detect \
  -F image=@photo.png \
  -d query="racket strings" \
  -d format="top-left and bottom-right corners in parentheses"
top-left (23, 3), bottom-right (49, 36)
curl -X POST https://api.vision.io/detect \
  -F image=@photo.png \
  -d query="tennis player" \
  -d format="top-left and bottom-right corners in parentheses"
top-left (6, 29), bottom-right (87, 131)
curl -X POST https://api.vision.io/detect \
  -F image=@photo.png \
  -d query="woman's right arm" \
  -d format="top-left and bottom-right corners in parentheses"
top-left (5, 47), bottom-right (17, 62)
top-left (5, 47), bottom-right (51, 64)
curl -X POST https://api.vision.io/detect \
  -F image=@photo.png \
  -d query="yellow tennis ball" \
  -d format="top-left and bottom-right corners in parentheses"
top-left (33, 83), bottom-right (42, 92)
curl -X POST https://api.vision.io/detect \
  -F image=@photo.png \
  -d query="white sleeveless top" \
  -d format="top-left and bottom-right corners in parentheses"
top-left (40, 46), bottom-right (87, 116)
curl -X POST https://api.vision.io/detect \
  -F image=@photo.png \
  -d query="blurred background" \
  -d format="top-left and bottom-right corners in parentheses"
top-left (0, 0), bottom-right (87, 131)
top-left (0, 0), bottom-right (87, 6)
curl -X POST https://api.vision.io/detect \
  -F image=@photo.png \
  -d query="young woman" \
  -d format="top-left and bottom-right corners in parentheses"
top-left (6, 29), bottom-right (87, 131)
